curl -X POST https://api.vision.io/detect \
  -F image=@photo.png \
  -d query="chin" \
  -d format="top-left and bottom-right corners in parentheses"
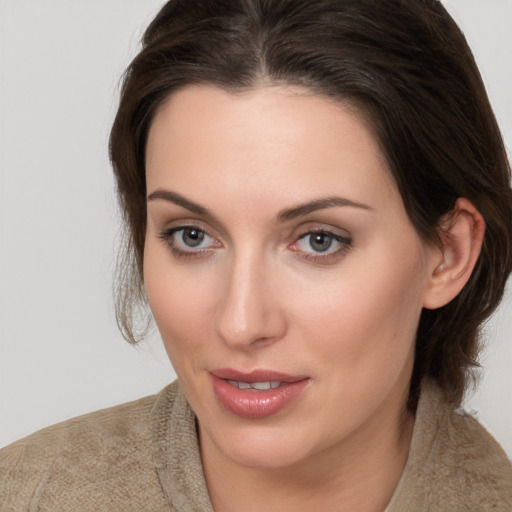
top-left (223, 435), bottom-right (310, 470)
top-left (201, 421), bottom-right (317, 470)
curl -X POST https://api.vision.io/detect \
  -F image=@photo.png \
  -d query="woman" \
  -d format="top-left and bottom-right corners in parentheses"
top-left (1, 0), bottom-right (511, 510)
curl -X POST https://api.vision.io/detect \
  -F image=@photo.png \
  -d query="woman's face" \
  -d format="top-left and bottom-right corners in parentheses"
top-left (144, 85), bottom-right (439, 470)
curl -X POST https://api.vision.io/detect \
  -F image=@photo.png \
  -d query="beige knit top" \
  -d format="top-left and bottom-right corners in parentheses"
top-left (1, 380), bottom-right (511, 511)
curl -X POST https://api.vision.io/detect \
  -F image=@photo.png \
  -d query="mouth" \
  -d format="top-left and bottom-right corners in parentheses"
top-left (227, 380), bottom-right (283, 391)
top-left (209, 368), bottom-right (310, 419)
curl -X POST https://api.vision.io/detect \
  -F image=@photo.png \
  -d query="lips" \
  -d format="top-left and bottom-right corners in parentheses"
top-left (210, 368), bottom-right (310, 419)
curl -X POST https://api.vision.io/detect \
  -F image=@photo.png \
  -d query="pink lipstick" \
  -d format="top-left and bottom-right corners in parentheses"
top-left (210, 368), bottom-right (310, 419)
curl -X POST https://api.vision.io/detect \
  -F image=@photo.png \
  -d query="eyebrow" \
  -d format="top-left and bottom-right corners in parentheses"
top-left (276, 196), bottom-right (373, 222)
top-left (147, 188), bottom-right (372, 222)
top-left (148, 189), bottom-right (213, 217)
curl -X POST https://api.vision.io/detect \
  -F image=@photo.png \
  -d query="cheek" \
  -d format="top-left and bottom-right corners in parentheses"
top-left (143, 242), bottom-right (217, 363)
top-left (288, 244), bottom-right (426, 385)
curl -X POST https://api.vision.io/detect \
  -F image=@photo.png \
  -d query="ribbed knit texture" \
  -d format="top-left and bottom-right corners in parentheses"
top-left (1, 380), bottom-right (511, 511)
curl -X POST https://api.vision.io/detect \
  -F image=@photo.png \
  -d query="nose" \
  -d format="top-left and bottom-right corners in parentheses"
top-left (215, 251), bottom-right (287, 349)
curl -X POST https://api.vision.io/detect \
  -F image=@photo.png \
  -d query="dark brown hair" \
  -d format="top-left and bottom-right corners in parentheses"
top-left (110, 0), bottom-right (512, 407)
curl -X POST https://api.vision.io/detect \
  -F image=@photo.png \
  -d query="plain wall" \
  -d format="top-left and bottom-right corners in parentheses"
top-left (0, 0), bottom-right (511, 456)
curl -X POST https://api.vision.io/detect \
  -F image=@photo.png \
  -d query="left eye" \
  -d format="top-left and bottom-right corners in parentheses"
top-left (176, 227), bottom-right (209, 248)
top-left (295, 231), bottom-right (350, 254)
top-left (160, 226), bottom-right (217, 253)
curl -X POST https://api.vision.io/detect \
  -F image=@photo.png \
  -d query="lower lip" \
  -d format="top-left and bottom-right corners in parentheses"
top-left (211, 376), bottom-right (310, 419)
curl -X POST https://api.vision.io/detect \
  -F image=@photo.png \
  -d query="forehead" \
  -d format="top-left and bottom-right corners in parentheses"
top-left (145, 85), bottom-right (399, 211)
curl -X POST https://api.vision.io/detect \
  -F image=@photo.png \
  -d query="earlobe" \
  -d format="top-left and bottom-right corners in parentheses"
top-left (423, 198), bottom-right (485, 310)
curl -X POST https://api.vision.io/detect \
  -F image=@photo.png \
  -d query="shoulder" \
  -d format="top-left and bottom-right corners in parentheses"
top-left (0, 381), bottom-right (180, 511)
top-left (435, 407), bottom-right (512, 508)
top-left (390, 381), bottom-right (512, 511)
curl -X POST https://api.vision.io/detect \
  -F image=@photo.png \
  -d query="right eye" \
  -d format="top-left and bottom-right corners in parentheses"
top-left (159, 226), bottom-right (220, 258)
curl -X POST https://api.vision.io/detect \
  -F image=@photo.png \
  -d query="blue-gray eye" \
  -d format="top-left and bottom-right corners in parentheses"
top-left (181, 228), bottom-right (205, 247)
top-left (158, 225), bottom-right (220, 258)
top-left (295, 230), bottom-right (350, 255)
top-left (309, 232), bottom-right (333, 252)
top-left (161, 226), bottom-right (215, 252)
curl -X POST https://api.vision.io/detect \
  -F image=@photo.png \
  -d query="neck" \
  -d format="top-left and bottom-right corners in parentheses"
top-left (200, 395), bottom-right (414, 512)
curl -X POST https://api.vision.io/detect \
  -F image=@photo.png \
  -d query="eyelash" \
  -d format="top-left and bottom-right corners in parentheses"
top-left (158, 226), bottom-right (352, 263)
top-left (158, 226), bottom-right (218, 260)
top-left (291, 229), bottom-right (352, 264)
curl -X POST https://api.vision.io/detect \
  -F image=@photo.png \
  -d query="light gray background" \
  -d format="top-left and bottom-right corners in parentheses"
top-left (1, 0), bottom-right (511, 457)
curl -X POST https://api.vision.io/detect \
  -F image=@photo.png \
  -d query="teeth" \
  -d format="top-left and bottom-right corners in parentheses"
top-left (252, 381), bottom-right (272, 390)
top-left (227, 380), bottom-right (282, 390)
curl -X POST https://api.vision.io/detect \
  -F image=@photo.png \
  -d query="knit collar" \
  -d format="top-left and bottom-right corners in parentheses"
top-left (150, 382), bottom-right (213, 511)
top-left (149, 380), bottom-right (446, 511)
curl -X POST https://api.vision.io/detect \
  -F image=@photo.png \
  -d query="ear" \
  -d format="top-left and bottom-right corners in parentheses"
top-left (423, 198), bottom-right (485, 310)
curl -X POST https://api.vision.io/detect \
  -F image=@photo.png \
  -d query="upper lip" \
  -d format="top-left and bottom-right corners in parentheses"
top-left (210, 368), bottom-right (308, 383)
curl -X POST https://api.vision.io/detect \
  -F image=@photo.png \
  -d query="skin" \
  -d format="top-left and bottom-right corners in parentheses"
top-left (143, 85), bottom-right (478, 511)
